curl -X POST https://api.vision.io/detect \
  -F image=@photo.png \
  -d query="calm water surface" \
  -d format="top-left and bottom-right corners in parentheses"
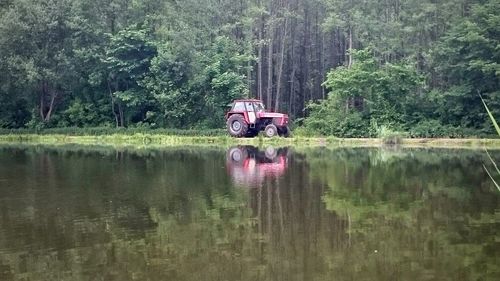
top-left (0, 145), bottom-right (499, 281)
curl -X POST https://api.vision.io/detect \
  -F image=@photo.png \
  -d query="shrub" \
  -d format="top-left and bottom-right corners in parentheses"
top-left (376, 125), bottom-right (407, 145)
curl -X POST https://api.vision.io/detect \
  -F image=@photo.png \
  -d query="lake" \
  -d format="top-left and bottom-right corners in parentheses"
top-left (0, 145), bottom-right (499, 281)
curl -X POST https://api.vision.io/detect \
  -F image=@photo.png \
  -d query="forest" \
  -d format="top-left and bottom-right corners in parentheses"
top-left (0, 0), bottom-right (498, 137)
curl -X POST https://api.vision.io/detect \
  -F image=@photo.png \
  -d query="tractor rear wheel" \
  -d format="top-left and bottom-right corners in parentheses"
top-left (264, 124), bottom-right (278, 138)
top-left (227, 114), bottom-right (248, 137)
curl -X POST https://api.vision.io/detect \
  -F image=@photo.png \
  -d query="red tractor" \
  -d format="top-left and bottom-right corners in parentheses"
top-left (226, 99), bottom-right (290, 138)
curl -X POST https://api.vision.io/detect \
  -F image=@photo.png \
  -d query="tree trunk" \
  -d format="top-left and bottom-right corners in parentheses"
top-left (258, 10), bottom-right (264, 101)
top-left (288, 0), bottom-right (299, 116)
top-left (301, 5), bottom-right (310, 112)
top-left (266, 21), bottom-right (274, 110)
top-left (247, 55), bottom-right (252, 97)
top-left (107, 79), bottom-right (120, 127)
top-left (118, 103), bottom-right (124, 127)
top-left (38, 81), bottom-right (58, 123)
top-left (39, 83), bottom-right (45, 121)
top-left (44, 90), bottom-right (58, 122)
top-left (318, 12), bottom-right (325, 100)
top-left (348, 26), bottom-right (353, 68)
top-left (275, 16), bottom-right (288, 112)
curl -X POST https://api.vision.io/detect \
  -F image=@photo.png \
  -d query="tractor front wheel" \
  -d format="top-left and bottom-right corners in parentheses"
top-left (227, 114), bottom-right (248, 137)
top-left (264, 124), bottom-right (278, 138)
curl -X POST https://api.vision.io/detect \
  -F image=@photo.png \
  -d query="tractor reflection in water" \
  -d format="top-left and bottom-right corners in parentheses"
top-left (226, 146), bottom-right (289, 187)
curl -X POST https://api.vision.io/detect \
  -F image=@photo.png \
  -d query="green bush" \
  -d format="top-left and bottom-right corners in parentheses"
top-left (292, 126), bottom-right (317, 137)
top-left (375, 125), bottom-right (407, 145)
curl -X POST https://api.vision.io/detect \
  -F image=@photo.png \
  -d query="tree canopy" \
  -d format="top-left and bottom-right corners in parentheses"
top-left (0, 0), bottom-right (498, 137)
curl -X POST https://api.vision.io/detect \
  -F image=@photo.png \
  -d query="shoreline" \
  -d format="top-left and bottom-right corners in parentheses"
top-left (0, 134), bottom-right (499, 149)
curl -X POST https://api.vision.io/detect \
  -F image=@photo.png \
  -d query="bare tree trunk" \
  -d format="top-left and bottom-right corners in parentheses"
top-left (113, 78), bottom-right (123, 127)
top-left (38, 81), bottom-right (58, 123)
top-left (275, 16), bottom-right (288, 112)
top-left (247, 57), bottom-right (252, 97)
top-left (301, 6), bottom-right (310, 111)
top-left (107, 79), bottom-right (119, 127)
top-left (266, 20), bottom-right (274, 110)
top-left (44, 90), bottom-right (58, 122)
top-left (39, 83), bottom-right (45, 121)
top-left (244, 0), bottom-right (254, 97)
top-left (119, 80), bottom-right (126, 127)
top-left (288, 0), bottom-right (298, 116)
top-left (318, 12), bottom-right (325, 100)
top-left (258, 12), bottom-right (264, 101)
top-left (118, 103), bottom-right (124, 127)
top-left (338, 27), bottom-right (345, 66)
top-left (348, 26), bottom-right (353, 68)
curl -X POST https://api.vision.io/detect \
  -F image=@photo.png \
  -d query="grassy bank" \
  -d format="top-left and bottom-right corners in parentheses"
top-left (0, 133), bottom-right (499, 149)
top-left (0, 127), bottom-right (227, 136)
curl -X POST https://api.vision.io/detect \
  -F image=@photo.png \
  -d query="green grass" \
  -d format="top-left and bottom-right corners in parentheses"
top-left (481, 96), bottom-right (500, 191)
top-left (1, 132), bottom-right (500, 149)
top-left (481, 96), bottom-right (500, 136)
top-left (0, 133), bottom-right (330, 147)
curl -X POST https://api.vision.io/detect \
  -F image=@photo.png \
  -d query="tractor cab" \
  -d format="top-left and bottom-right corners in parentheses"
top-left (231, 100), bottom-right (265, 113)
top-left (231, 100), bottom-right (265, 112)
top-left (229, 100), bottom-right (265, 124)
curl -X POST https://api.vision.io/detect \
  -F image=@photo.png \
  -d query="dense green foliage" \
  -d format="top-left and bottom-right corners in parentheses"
top-left (0, 0), bottom-right (498, 137)
top-left (305, 49), bottom-right (423, 137)
top-left (0, 0), bottom-right (252, 129)
top-left (305, 0), bottom-right (500, 137)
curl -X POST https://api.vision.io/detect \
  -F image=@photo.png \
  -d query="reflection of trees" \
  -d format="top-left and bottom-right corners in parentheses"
top-left (0, 146), bottom-right (498, 280)
top-left (309, 148), bottom-right (500, 281)
top-left (0, 146), bottom-right (242, 280)
top-left (240, 151), bottom-right (350, 281)
top-left (138, 150), bottom-right (350, 281)
top-left (0, 146), bottom-right (348, 281)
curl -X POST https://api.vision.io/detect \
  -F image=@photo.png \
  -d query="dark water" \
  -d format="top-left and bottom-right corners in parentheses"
top-left (0, 145), bottom-right (499, 281)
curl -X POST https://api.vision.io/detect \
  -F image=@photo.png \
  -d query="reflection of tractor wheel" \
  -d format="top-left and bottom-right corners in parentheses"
top-left (264, 124), bottom-right (278, 138)
top-left (227, 147), bottom-right (248, 164)
top-left (278, 126), bottom-right (290, 138)
top-left (227, 114), bottom-right (248, 137)
top-left (265, 146), bottom-right (277, 160)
